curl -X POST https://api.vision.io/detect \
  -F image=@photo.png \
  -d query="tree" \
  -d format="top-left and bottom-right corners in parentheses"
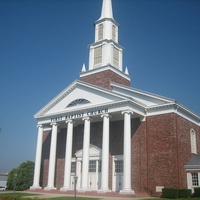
top-left (7, 161), bottom-right (34, 191)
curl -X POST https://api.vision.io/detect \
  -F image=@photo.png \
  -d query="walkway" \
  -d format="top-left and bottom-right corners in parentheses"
top-left (25, 189), bottom-right (153, 200)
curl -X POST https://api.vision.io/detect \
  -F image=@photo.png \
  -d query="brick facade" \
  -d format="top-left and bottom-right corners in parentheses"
top-left (80, 69), bottom-right (130, 90)
top-left (40, 112), bottom-right (199, 195)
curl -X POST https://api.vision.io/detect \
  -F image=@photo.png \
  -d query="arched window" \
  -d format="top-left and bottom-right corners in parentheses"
top-left (190, 129), bottom-right (197, 154)
top-left (112, 25), bottom-right (116, 41)
top-left (67, 99), bottom-right (90, 108)
top-left (98, 24), bottom-right (103, 40)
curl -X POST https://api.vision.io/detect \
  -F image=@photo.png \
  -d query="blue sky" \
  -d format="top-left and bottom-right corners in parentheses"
top-left (0, 0), bottom-right (200, 173)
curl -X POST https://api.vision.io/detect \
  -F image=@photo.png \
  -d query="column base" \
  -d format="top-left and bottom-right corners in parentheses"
top-left (78, 188), bottom-right (90, 193)
top-left (29, 185), bottom-right (42, 190)
top-left (44, 186), bottom-right (57, 191)
top-left (98, 188), bottom-right (111, 193)
top-left (120, 188), bottom-right (135, 195)
top-left (60, 187), bottom-right (73, 192)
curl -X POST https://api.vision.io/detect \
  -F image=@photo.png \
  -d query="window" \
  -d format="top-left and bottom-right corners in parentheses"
top-left (191, 173), bottom-right (199, 186)
top-left (98, 24), bottom-right (103, 40)
top-left (94, 46), bottom-right (102, 65)
top-left (89, 160), bottom-right (96, 172)
top-left (113, 47), bottom-right (119, 67)
top-left (67, 99), bottom-right (90, 108)
top-left (71, 162), bottom-right (75, 174)
top-left (115, 160), bottom-right (123, 173)
top-left (112, 25), bottom-right (116, 41)
top-left (190, 129), bottom-right (197, 154)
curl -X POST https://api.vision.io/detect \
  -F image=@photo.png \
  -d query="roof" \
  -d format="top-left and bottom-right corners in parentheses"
top-left (185, 155), bottom-right (200, 169)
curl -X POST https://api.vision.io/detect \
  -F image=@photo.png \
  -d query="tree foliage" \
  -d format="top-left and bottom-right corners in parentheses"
top-left (7, 161), bottom-right (34, 191)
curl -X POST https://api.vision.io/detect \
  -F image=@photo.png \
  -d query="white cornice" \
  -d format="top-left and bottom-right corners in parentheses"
top-left (35, 99), bottom-right (146, 121)
top-left (146, 102), bottom-right (200, 125)
top-left (94, 18), bottom-right (120, 27)
top-left (88, 39), bottom-right (123, 50)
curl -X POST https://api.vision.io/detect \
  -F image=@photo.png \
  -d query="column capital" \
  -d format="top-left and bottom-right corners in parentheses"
top-left (65, 119), bottom-right (74, 124)
top-left (37, 124), bottom-right (43, 128)
top-left (101, 113), bottom-right (111, 118)
top-left (121, 110), bottom-right (133, 115)
top-left (82, 116), bottom-right (91, 121)
top-left (50, 122), bottom-right (58, 126)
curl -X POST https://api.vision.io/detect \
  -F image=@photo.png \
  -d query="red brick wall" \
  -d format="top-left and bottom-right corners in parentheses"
top-left (145, 114), bottom-right (178, 195)
top-left (140, 113), bottom-right (200, 195)
top-left (131, 118), bottom-right (147, 193)
top-left (80, 70), bottom-right (130, 90)
top-left (176, 115), bottom-right (200, 188)
top-left (55, 129), bottom-right (66, 188)
top-left (41, 130), bottom-right (51, 188)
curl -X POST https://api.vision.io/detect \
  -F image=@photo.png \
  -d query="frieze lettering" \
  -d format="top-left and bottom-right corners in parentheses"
top-left (51, 108), bottom-right (108, 122)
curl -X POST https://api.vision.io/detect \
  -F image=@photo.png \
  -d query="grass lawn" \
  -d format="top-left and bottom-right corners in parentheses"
top-left (1, 192), bottom-right (200, 200)
top-left (0, 192), bottom-right (100, 200)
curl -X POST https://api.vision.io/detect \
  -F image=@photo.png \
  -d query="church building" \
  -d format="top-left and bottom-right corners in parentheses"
top-left (30, 0), bottom-right (200, 196)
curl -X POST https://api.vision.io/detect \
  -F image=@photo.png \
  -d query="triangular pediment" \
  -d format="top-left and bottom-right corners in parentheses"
top-left (75, 145), bottom-right (102, 158)
top-left (35, 80), bottom-right (126, 118)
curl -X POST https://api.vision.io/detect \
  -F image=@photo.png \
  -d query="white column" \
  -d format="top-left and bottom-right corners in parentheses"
top-left (60, 120), bottom-right (74, 191)
top-left (30, 125), bottom-right (43, 190)
top-left (99, 114), bottom-right (111, 193)
top-left (120, 111), bottom-right (135, 194)
top-left (45, 123), bottom-right (58, 190)
top-left (80, 116), bottom-right (91, 191)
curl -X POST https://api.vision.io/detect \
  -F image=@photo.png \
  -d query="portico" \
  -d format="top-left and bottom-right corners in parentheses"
top-left (31, 103), bottom-right (142, 193)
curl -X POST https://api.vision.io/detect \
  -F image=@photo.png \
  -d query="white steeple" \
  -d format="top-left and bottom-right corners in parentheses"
top-left (80, 0), bottom-right (131, 86)
top-left (99, 0), bottom-right (113, 20)
top-left (87, 0), bottom-right (123, 71)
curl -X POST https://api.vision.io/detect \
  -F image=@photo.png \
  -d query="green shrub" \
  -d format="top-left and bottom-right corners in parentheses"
top-left (178, 188), bottom-right (192, 198)
top-left (162, 188), bottom-right (179, 198)
top-left (7, 161), bottom-right (34, 191)
top-left (194, 187), bottom-right (200, 197)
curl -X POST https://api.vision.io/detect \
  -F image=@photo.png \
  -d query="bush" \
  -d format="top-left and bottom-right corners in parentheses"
top-left (194, 187), bottom-right (200, 197)
top-left (178, 189), bottom-right (192, 198)
top-left (7, 161), bottom-right (34, 191)
top-left (162, 188), bottom-right (179, 199)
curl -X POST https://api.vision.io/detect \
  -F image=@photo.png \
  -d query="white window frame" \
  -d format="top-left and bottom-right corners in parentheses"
top-left (191, 173), bottom-right (199, 187)
top-left (190, 129), bottom-right (197, 154)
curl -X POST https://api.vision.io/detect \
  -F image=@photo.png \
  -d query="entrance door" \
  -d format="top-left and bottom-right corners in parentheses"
top-left (112, 156), bottom-right (124, 192)
top-left (89, 173), bottom-right (97, 190)
top-left (115, 173), bottom-right (123, 191)
top-left (89, 160), bottom-right (97, 190)
top-left (75, 145), bottom-right (102, 191)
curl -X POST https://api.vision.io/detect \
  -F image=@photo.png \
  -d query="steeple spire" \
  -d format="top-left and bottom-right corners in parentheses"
top-left (99, 0), bottom-right (113, 20)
